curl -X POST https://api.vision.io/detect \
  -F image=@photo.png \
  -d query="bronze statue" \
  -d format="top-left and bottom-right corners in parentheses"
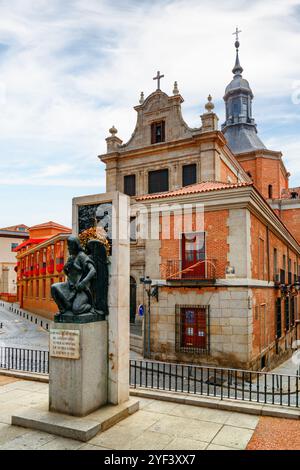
top-left (51, 235), bottom-right (108, 323)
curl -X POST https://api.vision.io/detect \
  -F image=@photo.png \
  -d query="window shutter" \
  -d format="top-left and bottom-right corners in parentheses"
top-left (183, 164), bottom-right (197, 186)
top-left (124, 175), bottom-right (136, 196)
top-left (148, 169), bottom-right (169, 194)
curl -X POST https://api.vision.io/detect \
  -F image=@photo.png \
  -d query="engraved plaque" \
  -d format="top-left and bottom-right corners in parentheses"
top-left (50, 329), bottom-right (80, 360)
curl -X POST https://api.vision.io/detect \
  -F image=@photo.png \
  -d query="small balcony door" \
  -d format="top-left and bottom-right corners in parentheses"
top-left (181, 232), bottom-right (205, 278)
top-left (181, 307), bottom-right (207, 349)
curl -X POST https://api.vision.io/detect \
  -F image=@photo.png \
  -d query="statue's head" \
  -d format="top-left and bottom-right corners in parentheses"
top-left (67, 235), bottom-right (83, 255)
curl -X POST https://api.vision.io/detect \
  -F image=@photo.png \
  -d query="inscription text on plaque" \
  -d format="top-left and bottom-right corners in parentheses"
top-left (50, 330), bottom-right (80, 360)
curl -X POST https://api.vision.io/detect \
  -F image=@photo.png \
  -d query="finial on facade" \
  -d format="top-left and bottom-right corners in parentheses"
top-left (232, 26), bottom-right (243, 76)
top-left (109, 125), bottom-right (118, 136)
top-left (139, 92), bottom-right (144, 104)
top-left (205, 94), bottom-right (215, 113)
top-left (173, 81), bottom-right (179, 95)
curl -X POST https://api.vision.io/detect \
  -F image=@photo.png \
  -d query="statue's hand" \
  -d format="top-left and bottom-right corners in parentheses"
top-left (76, 281), bottom-right (86, 292)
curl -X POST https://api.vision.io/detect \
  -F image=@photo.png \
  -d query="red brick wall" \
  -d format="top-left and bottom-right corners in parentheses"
top-left (239, 156), bottom-right (288, 200)
top-left (250, 213), bottom-right (298, 282)
top-left (220, 160), bottom-right (238, 184)
top-left (279, 209), bottom-right (300, 244)
top-left (159, 209), bottom-right (229, 278)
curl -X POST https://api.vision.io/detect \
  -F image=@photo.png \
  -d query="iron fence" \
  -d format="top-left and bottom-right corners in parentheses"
top-left (130, 360), bottom-right (300, 408)
top-left (0, 347), bottom-right (299, 408)
top-left (0, 347), bottom-right (49, 374)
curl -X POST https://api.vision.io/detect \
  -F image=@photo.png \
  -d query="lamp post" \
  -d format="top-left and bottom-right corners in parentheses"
top-left (140, 276), bottom-right (153, 359)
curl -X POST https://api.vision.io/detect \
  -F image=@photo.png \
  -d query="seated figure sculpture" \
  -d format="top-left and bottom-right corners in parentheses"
top-left (51, 235), bottom-right (108, 323)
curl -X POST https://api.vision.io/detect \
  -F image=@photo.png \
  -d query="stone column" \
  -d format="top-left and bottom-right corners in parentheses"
top-left (108, 192), bottom-right (130, 404)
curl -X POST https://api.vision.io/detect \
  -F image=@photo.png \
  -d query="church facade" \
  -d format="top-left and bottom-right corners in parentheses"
top-left (99, 38), bottom-right (300, 370)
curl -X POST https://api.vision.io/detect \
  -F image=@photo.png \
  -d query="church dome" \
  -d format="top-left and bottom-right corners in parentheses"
top-left (225, 76), bottom-right (252, 96)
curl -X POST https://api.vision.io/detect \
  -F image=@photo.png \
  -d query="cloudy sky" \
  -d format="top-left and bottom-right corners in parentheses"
top-left (0, 0), bottom-right (299, 228)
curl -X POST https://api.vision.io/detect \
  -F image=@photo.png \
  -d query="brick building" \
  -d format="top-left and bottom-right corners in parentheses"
top-left (0, 224), bottom-right (29, 300)
top-left (99, 35), bottom-right (300, 371)
top-left (15, 221), bottom-right (71, 319)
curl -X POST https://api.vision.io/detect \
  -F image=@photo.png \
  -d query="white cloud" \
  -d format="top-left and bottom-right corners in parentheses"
top-left (0, 0), bottom-right (299, 223)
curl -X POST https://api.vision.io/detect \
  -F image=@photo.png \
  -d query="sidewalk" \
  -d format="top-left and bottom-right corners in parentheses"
top-left (0, 375), bottom-right (260, 450)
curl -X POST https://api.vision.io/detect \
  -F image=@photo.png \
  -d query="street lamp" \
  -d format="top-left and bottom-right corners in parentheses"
top-left (140, 276), bottom-right (155, 359)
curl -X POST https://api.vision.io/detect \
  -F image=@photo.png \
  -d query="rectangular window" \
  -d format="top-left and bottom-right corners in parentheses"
top-left (176, 305), bottom-right (209, 354)
top-left (260, 304), bottom-right (267, 351)
top-left (42, 279), bottom-right (46, 299)
top-left (258, 238), bottom-right (265, 280)
top-left (130, 217), bottom-right (137, 243)
top-left (151, 121), bottom-right (165, 144)
top-left (36, 280), bottom-right (39, 299)
top-left (181, 232), bottom-right (206, 279)
top-left (182, 164), bottom-right (197, 187)
top-left (291, 297), bottom-right (295, 326)
top-left (148, 169), bottom-right (169, 194)
top-left (276, 298), bottom-right (282, 339)
top-left (11, 243), bottom-right (19, 251)
top-left (285, 297), bottom-right (290, 331)
top-left (124, 175), bottom-right (136, 197)
top-left (273, 248), bottom-right (277, 280)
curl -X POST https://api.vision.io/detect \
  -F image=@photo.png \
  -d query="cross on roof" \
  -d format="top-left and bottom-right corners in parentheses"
top-left (232, 26), bottom-right (242, 42)
top-left (153, 70), bottom-right (164, 90)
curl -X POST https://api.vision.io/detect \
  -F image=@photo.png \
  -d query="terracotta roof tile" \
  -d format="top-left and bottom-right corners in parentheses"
top-left (135, 181), bottom-right (253, 201)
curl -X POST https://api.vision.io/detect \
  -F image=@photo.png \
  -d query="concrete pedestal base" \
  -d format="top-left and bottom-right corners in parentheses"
top-left (12, 399), bottom-right (139, 442)
top-left (49, 321), bottom-right (108, 417)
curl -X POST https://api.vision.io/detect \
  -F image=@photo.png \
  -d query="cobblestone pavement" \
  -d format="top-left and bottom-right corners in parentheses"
top-left (247, 416), bottom-right (300, 450)
top-left (0, 377), bottom-right (259, 450)
top-left (0, 305), bottom-right (48, 350)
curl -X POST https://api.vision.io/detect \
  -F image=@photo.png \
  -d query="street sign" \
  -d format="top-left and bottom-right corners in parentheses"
top-left (138, 304), bottom-right (144, 317)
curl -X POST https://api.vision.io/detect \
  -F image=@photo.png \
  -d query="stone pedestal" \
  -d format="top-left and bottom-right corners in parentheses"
top-left (49, 321), bottom-right (108, 417)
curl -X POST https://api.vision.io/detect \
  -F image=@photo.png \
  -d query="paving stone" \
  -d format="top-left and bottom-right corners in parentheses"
top-left (206, 443), bottom-right (237, 450)
top-left (127, 430), bottom-right (173, 450)
top-left (169, 404), bottom-right (232, 424)
top-left (38, 437), bottom-right (84, 450)
top-left (143, 400), bottom-right (179, 415)
top-left (117, 409), bottom-right (161, 431)
top-left (149, 415), bottom-right (222, 443)
top-left (89, 424), bottom-right (139, 450)
top-left (79, 443), bottom-right (109, 450)
top-left (225, 413), bottom-right (259, 430)
top-left (0, 423), bottom-right (28, 444)
top-left (0, 429), bottom-right (56, 450)
top-left (211, 425), bottom-right (254, 450)
top-left (163, 437), bottom-right (207, 450)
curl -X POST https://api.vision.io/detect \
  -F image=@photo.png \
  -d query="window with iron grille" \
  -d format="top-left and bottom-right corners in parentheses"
top-left (182, 164), bottom-right (197, 187)
top-left (275, 298), bottom-right (282, 339)
top-left (124, 174), bottom-right (136, 196)
top-left (148, 169), bottom-right (169, 194)
top-left (285, 297), bottom-right (290, 331)
top-left (175, 304), bottom-right (210, 355)
top-left (151, 121), bottom-right (165, 144)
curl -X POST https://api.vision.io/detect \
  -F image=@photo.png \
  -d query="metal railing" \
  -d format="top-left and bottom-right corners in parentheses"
top-left (0, 347), bottom-right (49, 374)
top-left (0, 347), bottom-right (299, 408)
top-left (130, 360), bottom-right (300, 408)
top-left (161, 259), bottom-right (217, 281)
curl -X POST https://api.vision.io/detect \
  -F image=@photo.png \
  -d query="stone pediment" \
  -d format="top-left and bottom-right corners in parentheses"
top-left (120, 90), bottom-right (196, 152)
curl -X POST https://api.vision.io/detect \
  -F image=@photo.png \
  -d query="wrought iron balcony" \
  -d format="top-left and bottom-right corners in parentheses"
top-left (161, 259), bottom-right (217, 281)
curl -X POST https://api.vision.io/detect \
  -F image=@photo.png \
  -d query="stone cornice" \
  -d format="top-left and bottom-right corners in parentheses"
top-left (98, 131), bottom-right (226, 164)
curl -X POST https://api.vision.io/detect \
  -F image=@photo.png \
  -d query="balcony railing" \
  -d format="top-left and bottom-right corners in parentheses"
top-left (161, 259), bottom-right (217, 281)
